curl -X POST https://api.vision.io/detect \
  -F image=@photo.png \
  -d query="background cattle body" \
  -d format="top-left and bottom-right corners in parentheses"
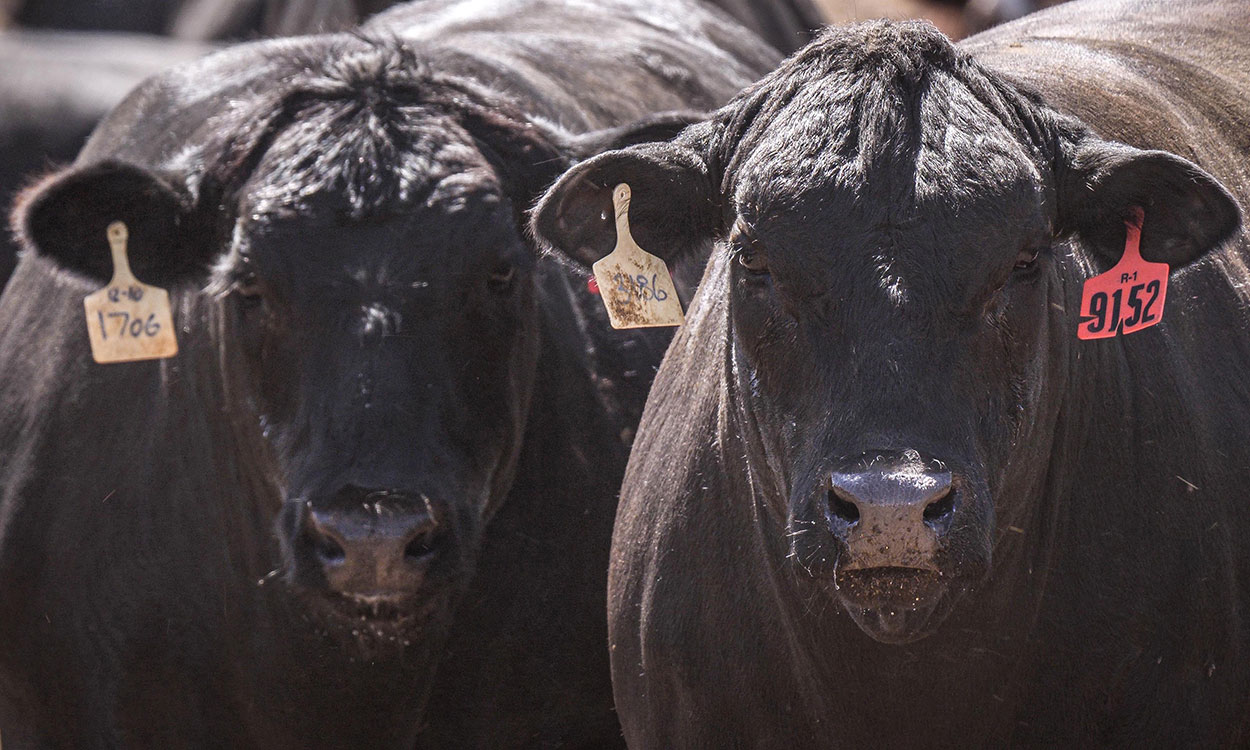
top-left (5, 0), bottom-right (823, 46)
top-left (6, 0), bottom-right (376, 39)
top-left (0, 0), bottom-right (828, 297)
top-left (0, 1), bottom-right (776, 747)
top-left (534, 0), bottom-right (1250, 745)
top-left (0, 32), bottom-right (210, 286)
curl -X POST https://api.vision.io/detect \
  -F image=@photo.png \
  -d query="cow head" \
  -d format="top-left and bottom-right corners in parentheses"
top-left (534, 22), bottom-right (1241, 644)
top-left (11, 40), bottom-right (697, 646)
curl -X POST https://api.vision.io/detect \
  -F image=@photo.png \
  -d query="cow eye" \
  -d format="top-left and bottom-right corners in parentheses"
top-left (234, 269), bottom-right (264, 298)
top-left (1014, 248), bottom-right (1042, 272)
top-left (737, 248), bottom-right (770, 275)
top-left (488, 263), bottom-right (517, 294)
top-left (730, 217), bottom-right (769, 276)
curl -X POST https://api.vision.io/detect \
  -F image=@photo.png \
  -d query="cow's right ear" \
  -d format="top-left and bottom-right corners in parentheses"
top-left (12, 160), bottom-right (203, 285)
top-left (530, 141), bottom-right (717, 269)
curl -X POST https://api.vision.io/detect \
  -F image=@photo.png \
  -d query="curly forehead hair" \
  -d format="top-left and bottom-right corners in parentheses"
top-left (199, 35), bottom-right (564, 222)
top-left (705, 20), bottom-right (1066, 199)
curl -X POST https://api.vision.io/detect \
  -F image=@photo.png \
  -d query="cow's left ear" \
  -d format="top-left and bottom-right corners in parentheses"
top-left (12, 160), bottom-right (207, 285)
top-left (1058, 137), bottom-right (1242, 267)
top-left (531, 140), bottom-right (716, 269)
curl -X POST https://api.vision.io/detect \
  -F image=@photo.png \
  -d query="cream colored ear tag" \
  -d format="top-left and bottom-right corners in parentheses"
top-left (83, 222), bottom-right (178, 363)
top-left (591, 183), bottom-right (684, 329)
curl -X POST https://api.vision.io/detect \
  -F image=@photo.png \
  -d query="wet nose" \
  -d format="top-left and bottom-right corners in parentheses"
top-left (826, 451), bottom-right (955, 570)
top-left (300, 488), bottom-right (446, 597)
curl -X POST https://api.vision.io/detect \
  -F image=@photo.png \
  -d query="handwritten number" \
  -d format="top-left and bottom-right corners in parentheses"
top-left (97, 310), bottom-right (160, 339)
top-left (107, 311), bottom-right (129, 337)
top-left (607, 271), bottom-right (670, 303)
top-left (652, 274), bottom-right (668, 301)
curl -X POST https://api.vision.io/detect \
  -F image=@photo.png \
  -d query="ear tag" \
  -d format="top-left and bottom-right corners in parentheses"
top-left (591, 183), bottom-right (684, 329)
top-left (1077, 207), bottom-right (1168, 340)
top-left (83, 221), bottom-right (179, 363)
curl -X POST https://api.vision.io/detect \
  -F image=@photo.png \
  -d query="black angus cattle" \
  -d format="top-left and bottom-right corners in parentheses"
top-left (706, 0), bottom-right (825, 53)
top-left (533, 0), bottom-right (1250, 745)
top-left (0, 31), bottom-right (210, 288)
top-left (10, 0), bottom-right (362, 38)
top-left (815, 0), bottom-right (969, 39)
top-left (0, 1), bottom-right (777, 747)
top-left (14, 0), bottom-right (821, 47)
top-left (965, 0), bottom-right (1071, 33)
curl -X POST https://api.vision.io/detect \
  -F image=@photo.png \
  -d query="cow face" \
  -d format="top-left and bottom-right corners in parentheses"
top-left (16, 146), bottom-right (538, 641)
top-left (534, 22), bottom-right (1241, 644)
top-left (12, 43), bottom-right (697, 644)
top-left (226, 138), bottom-right (537, 631)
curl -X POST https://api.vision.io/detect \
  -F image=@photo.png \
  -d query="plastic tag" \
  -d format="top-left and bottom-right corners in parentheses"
top-left (83, 222), bottom-right (179, 363)
top-left (591, 184), bottom-right (684, 329)
top-left (1077, 207), bottom-right (1167, 340)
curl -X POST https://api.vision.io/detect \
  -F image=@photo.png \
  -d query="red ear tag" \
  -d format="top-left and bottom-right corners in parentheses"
top-left (1077, 207), bottom-right (1168, 340)
top-left (587, 276), bottom-right (600, 294)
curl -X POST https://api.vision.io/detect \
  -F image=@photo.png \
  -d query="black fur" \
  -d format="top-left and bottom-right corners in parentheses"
top-left (0, 2), bottom-right (777, 747)
top-left (534, 0), bottom-right (1250, 745)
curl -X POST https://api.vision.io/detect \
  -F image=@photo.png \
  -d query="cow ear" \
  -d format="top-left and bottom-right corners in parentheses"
top-left (531, 141), bottom-right (716, 269)
top-left (12, 160), bottom-right (203, 285)
top-left (1058, 137), bottom-right (1241, 267)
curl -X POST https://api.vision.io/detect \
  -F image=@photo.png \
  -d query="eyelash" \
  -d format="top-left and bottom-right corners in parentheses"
top-left (737, 246), bottom-right (769, 274)
top-left (731, 218), bottom-right (770, 275)
top-left (1015, 249), bottom-right (1041, 271)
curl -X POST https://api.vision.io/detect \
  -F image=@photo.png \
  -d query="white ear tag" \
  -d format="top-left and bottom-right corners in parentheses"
top-left (82, 221), bottom-right (179, 364)
top-left (591, 183), bottom-right (684, 329)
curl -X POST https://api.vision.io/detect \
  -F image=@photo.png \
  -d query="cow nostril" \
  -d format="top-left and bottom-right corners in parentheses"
top-left (923, 489), bottom-right (956, 526)
top-left (828, 490), bottom-right (860, 526)
top-left (404, 529), bottom-right (442, 561)
top-left (312, 532), bottom-right (346, 564)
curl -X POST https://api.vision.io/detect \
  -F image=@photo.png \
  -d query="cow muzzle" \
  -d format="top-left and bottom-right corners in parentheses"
top-left (822, 450), bottom-right (962, 643)
top-left (825, 454), bottom-right (954, 572)
top-left (282, 486), bottom-right (454, 615)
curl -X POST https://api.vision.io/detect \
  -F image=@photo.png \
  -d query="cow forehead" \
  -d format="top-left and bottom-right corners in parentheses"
top-left (734, 67), bottom-right (1044, 222)
top-left (728, 68), bottom-right (1050, 302)
top-left (230, 180), bottom-right (519, 294)
top-left (242, 105), bottom-right (500, 224)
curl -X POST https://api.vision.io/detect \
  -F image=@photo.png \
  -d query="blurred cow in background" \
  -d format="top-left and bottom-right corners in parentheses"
top-left (965, 0), bottom-right (1067, 32)
top-left (0, 32), bottom-right (210, 285)
top-left (0, 0), bottom-right (777, 746)
top-left (0, 0), bottom-right (834, 291)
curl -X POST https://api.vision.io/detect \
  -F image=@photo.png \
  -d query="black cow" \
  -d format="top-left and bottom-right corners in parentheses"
top-left (13, 0), bottom-right (820, 47)
top-left (964, 0), bottom-right (1068, 33)
top-left (533, 0), bottom-right (1250, 745)
top-left (705, 0), bottom-right (825, 53)
top-left (0, 1), bottom-right (777, 747)
top-left (0, 31), bottom-right (210, 289)
top-left (10, 0), bottom-right (361, 38)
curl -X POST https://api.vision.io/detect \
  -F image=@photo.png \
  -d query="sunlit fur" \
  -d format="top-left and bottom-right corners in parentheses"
top-left (533, 4), bottom-right (1250, 746)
